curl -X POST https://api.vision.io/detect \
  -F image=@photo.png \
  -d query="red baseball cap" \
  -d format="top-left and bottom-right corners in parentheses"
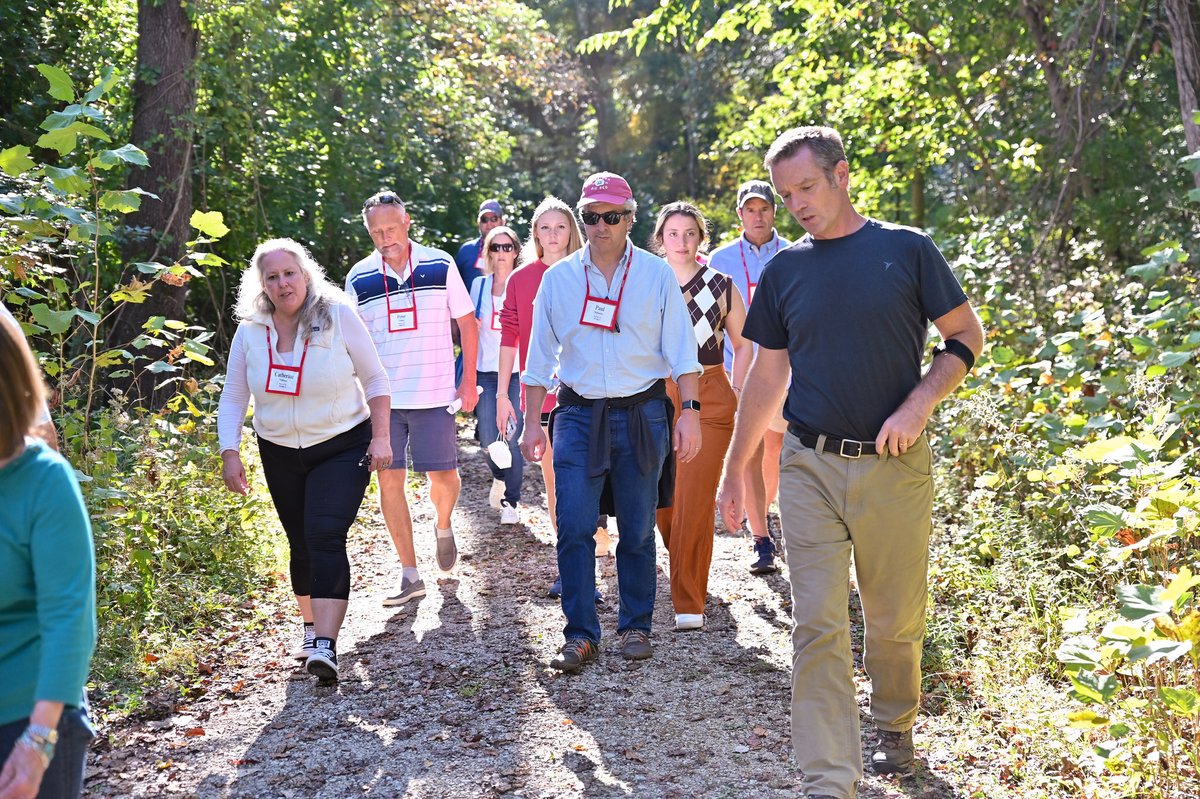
top-left (577, 172), bottom-right (633, 208)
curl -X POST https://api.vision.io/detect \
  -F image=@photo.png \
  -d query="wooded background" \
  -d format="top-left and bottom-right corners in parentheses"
top-left (3, 2), bottom-right (1200, 796)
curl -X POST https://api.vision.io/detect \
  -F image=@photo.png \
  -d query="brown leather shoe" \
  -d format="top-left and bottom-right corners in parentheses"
top-left (550, 639), bottom-right (598, 673)
top-left (619, 629), bottom-right (653, 660)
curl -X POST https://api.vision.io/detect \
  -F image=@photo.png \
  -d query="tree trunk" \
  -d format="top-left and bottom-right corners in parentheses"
top-left (1165, 0), bottom-right (1200, 189)
top-left (911, 170), bottom-right (925, 229)
top-left (108, 0), bottom-right (198, 404)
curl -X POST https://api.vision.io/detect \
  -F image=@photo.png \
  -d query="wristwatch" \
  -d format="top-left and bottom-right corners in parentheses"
top-left (17, 723), bottom-right (57, 768)
top-left (681, 400), bottom-right (701, 412)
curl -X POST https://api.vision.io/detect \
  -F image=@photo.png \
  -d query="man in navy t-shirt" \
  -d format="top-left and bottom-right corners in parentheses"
top-left (718, 126), bottom-right (984, 799)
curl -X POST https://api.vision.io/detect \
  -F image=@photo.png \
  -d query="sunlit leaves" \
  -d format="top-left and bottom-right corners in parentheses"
top-left (36, 64), bottom-right (75, 101)
top-left (189, 210), bottom-right (229, 239)
top-left (0, 146), bottom-right (36, 176)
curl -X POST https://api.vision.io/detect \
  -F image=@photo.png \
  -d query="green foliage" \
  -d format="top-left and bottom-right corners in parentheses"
top-left (2, 67), bottom-right (279, 710)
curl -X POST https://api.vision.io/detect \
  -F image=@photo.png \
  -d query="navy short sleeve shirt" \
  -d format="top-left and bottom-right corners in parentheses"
top-left (743, 219), bottom-right (968, 441)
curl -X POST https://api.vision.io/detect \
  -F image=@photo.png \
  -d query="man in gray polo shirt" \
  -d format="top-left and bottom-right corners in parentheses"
top-left (718, 126), bottom-right (983, 799)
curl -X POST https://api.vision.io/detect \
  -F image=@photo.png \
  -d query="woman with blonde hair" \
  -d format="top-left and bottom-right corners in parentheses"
top-left (218, 238), bottom-right (392, 681)
top-left (471, 225), bottom-right (526, 524)
top-left (0, 314), bottom-right (95, 799)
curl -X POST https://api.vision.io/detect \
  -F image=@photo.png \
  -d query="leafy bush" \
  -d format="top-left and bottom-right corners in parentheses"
top-left (1, 66), bottom-right (282, 711)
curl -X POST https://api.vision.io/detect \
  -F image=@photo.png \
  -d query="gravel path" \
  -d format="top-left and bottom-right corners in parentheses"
top-left (83, 426), bottom-right (962, 798)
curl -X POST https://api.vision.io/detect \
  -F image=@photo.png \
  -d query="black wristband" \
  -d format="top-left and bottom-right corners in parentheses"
top-left (934, 338), bottom-right (975, 372)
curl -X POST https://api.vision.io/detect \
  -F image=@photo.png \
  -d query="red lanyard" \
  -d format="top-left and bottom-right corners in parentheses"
top-left (264, 327), bottom-right (309, 396)
top-left (739, 235), bottom-right (778, 303)
top-left (579, 243), bottom-right (633, 331)
top-left (383, 250), bottom-right (417, 332)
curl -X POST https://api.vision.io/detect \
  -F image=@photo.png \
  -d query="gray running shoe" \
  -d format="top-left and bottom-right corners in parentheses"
top-left (383, 576), bottom-right (426, 607)
top-left (436, 526), bottom-right (458, 572)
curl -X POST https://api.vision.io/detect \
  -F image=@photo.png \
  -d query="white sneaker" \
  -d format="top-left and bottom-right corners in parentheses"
top-left (291, 627), bottom-right (316, 660)
top-left (674, 613), bottom-right (704, 631)
top-left (489, 478), bottom-right (505, 509)
top-left (500, 502), bottom-right (519, 525)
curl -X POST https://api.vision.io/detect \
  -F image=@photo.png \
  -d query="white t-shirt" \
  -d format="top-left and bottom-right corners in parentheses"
top-left (345, 241), bottom-right (473, 409)
top-left (470, 275), bottom-right (517, 374)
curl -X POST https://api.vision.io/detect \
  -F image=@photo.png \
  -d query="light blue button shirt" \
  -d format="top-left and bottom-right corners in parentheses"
top-left (522, 243), bottom-right (702, 399)
top-left (707, 230), bottom-right (790, 371)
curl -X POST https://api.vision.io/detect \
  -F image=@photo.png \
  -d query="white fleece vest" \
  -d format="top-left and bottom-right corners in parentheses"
top-left (241, 307), bottom-right (370, 448)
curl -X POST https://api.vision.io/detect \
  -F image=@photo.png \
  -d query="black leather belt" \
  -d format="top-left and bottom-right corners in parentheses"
top-left (787, 423), bottom-right (877, 458)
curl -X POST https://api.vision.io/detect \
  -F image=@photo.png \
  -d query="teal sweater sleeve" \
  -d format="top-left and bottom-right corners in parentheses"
top-left (29, 448), bottom-right (97, 707)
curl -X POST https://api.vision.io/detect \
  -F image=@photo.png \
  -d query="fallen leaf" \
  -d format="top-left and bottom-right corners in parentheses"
top-left (197, 663), bottom-right (213, 675)
top-left (144, 654), bottom-right (160, 663)
top-left (623, 748), bottom-right (644, 762)
top-left (184, 727), bottom-right (205, 737)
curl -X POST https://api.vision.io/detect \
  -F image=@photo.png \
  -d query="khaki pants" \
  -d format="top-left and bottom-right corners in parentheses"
top-left (656, 366), bottom-right (736, 615)
top-left (778, 430), bottom-right (933, 799)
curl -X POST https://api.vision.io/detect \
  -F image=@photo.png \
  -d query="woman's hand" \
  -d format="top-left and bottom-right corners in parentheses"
top-left (366, 436), bottom-right (392, 472)
top-left (496, 394), bottom-right (517, 436)
top-left (221, 451), bottom-right (249, 495)
top-left (0, 742), bottom-right (48, 799)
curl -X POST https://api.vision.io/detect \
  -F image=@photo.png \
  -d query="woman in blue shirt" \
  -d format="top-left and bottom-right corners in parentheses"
top-left (0, 314), bottom-right (96, 798)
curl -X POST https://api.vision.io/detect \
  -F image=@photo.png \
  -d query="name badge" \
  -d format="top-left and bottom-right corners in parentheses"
top-left (490, 309), bottom-right (502, 331)
top-left (580, 297), bottom-right (619, 330)
top-left (266, 364), bottom-right (302, 395)
top-left (388, 308), bottom-right (417, 332)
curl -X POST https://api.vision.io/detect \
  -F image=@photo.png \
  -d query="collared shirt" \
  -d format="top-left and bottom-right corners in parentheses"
top-left (708, 230), bottom-right (790, 371)
top-left (345, 240), bottom-right (473, 409)
top-left (522, 243), bottom-right (701, 400)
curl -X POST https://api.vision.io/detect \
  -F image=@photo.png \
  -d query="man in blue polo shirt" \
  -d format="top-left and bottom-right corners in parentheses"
top-left (709, 180), bottom-right (790, 575)
top-left (718, 126), bottom-right (983, 799)
top-left (454, 199), bottom-right (505, 290)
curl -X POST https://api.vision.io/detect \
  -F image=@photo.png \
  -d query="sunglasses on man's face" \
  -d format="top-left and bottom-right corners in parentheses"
top-left (580, 210), bottom-right (631, 226)
top-left (488, 242), bottom-right (515, 252)
top-left (480, 215), bottom-right (501, 224)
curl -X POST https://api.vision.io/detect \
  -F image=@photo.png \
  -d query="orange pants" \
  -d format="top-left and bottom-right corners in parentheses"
top-left (656, 365), bottom-right (736, 615)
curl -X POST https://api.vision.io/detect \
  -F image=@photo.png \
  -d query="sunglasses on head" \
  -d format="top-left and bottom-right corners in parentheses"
top-left (580, 210), bottom-right (631, 226)
top-left (480, 215), bottom-right (501, 224)
top-left (488, 242), bottom-right (515, 252)
top-left (363, 193), bottom-right (402, 209)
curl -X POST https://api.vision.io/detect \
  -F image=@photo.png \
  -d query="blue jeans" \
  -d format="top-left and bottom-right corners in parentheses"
top-left (552, 400), bottom-right (669, 642)
top-left (475, 371), bottom-right (524, 505)
top-left (0, 706), bottom-right (94, 798)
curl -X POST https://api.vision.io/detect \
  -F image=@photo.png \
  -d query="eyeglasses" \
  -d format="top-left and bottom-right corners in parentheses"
top-left (480, 215), bottom-right (501, 224)
top-left (580, 210), bottom-right (631, 226)
top-left (488, 242), bottom-right (515, 252)
top-left (363, 193), bottom-right (402, 210)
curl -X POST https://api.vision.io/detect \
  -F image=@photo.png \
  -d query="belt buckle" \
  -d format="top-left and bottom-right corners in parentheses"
top-left (838, 439), bottom-right (863, 459)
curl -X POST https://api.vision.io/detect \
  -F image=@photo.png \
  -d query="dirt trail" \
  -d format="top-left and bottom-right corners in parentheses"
top-left (84, 427), bottom-right (961, 798)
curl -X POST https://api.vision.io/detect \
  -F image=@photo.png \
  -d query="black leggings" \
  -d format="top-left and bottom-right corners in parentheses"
top-left (257, 421), bottom-right (372, 600)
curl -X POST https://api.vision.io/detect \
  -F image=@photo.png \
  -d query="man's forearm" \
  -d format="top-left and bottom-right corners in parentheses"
top-left (899, 350), bottom-right (969, 422)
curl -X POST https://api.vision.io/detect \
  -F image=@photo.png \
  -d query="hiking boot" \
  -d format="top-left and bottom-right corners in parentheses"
top-left (305, 645), bottom-right (338, 681)
top-left (489, 478), bottom-right (505, 509)
top-left (547, 575), bottom-right (562, 598)
top-left (550, 639), bottom-right (598, 673)
top-left (291, 626), bottom-right (316, 660)
top-left (500, 501), bottom-right (520, 525)
top-left (436, 525), bottom-right (458, 572)
top-left (871, 728), bottom-right (915, 775)
top-left (383, 576), bottom-right (426, 607)
top-left (749, 537), bottom-right (779, 575)
top-left (619, 629), bottom-right (653, 660)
